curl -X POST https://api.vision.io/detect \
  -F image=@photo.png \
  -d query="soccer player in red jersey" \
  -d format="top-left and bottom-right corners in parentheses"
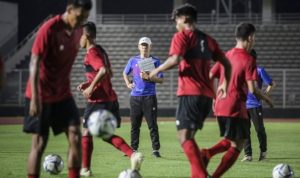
top-left (78, 22), bottom-right (143, 177)
top-left (23, 1), bottom-right (92, 178)
top-left (150, 4), bottom-right (231, 178)
top-left (203, 23), bottom-right (273, 178)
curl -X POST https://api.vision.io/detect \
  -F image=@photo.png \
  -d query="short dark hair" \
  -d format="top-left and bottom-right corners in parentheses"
top-left (83, 21), bottom-right (96, 39)
top-left (171, 3), bottom-right (197, 22)
top-left (250, 49), bottom-right (257, 60)
top-left (235, 22), bottom-right (256, 41)
top-left (67, 0), bottom-right (92, 11)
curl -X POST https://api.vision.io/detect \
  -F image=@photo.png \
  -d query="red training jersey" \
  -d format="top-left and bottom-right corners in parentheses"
top-left (83, 45), bottom-right (117, 103)
top-left (25, 15), bottom-right (82, 103)
top-left (169, 29), bottom-right (225, 98)
top-left (211, 48), bottom-right (257, 118)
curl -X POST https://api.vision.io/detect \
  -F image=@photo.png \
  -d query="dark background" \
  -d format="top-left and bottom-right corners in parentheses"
top-left (2, 0), bottom-right (300, 42)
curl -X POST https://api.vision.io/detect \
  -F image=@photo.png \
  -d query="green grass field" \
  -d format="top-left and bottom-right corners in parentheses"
top-left (0, 120), bottom-right (299, 178)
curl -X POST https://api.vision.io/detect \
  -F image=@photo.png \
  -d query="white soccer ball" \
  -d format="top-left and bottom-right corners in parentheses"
top-left (87, 109), bottom-right (117, 139)
top-left (272, 163), bottom-right (295, 178)
top-left (43, 154), bottom-right (64, 174)
top-left (118, 169), bottom-right (142, 178)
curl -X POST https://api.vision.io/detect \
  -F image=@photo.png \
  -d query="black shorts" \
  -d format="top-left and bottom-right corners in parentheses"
top-left (176, 95), bottom-right (212, 131)
top-left (23, 97), bottom-right (80, 135)
top-left (83, 101), bottom-right (121, 128)
top-left (217, 117), bottom-right (250, 140)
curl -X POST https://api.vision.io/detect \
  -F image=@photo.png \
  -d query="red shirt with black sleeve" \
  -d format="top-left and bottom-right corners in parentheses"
top-left (25, 15), bottom-right (82, 103)
top-left (83, 45), bottom-right (117, 103)
top-left (169, 29), bottom-right (225, 98)
top-left (211, 48), bottom-right (257, 118)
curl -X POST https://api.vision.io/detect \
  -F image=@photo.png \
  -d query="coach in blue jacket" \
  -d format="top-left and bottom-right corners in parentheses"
top-left (123, 37), bottom-right (164, 158)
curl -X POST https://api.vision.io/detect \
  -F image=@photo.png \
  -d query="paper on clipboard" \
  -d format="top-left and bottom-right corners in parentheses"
top-left (137, 57), bottom-right (155, 72)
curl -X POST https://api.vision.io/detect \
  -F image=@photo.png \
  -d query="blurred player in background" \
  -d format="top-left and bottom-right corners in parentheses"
top-left (78, 22), bottom-right (143, 177)
top-left (241, 49), bottom-right (276, 162)
top-left (23, 0), bottom-right (92, 178)
top-left (204, 23), bottom-right (273, 178)
top-left (150, 3), bottom-right (231, 178)
top-left (123, 37), bottom-right (164, 158)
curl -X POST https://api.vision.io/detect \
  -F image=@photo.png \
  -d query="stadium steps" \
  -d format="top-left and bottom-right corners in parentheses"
top-left (2, 24), bottom-right (300, 108)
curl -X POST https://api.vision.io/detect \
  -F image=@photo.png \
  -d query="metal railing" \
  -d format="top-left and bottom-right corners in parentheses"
top-left (3, 15), bottom-right (53, 64)
top-left (1, 68), bottom-right (299, 109)
top-left (97, 13), bottom-right (300, 25)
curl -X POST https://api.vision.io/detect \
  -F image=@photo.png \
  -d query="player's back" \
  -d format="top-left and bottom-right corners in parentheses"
top-left (171, 29), bottom-right (221, 98)
top-left (226, 48), bottom-right (254, 96)
top-left (213, 47), bottom-right (257, 118)
top-left (84, 46), bottom-right (117, 103)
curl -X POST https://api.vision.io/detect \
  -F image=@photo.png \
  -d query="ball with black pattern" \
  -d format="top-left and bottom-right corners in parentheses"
top-left (43, 154), bottom-right (64, 174)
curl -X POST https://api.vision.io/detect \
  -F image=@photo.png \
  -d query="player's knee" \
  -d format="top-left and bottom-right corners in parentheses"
top-left (68, 126), bottom-right (81, 145)
top-left (31, 137), bottom-right (48, 154)
top-left (230, 139), bottom-right (245, 151)
top-left (177, 130), bottom-right (192, 144)
top-left (82, 127), bottom-right (90, 136)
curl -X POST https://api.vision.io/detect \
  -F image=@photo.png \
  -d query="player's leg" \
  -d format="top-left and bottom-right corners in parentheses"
top-left (103, 101), bottom-right (134, 157)
top-left (103, 135), bottom-right (144, 171)
top-left (176, 96), bottom-right (210, 178)
top-left (80, 103), bottom-right (96, 176)
top-left (27, 134), bottom-right (49, 178)
top-left (242, 109), bottom-right (254, 161)
top-left (66, 125), bottom-right (82, 178)
top-left (198, 97), bottom-right (231, 168)
top-left (130, 96), bottom-right (143, 151)
top-left (23, 98), bottom-right (50, 178)
top-left (201, 138), bottom-right (231, 168)
top-left (142, 95), bottom-right (161, 157)
top-left (102, 101), bottom-right (143, 170)
top-left (52, 97), bottom-right (81, 178)
top-left (212, 117), bottom-right (249, 178)
top-left (251, 106), bottom-right (267, 160)
top-left (81, 128), bottom-right (93, 176)
top-left (212, 139), bottom-right (244, 178)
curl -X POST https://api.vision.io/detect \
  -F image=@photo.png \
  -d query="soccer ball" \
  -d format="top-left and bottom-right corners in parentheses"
top-left (118, 169), bottom-right (142, 178)
top-left (43, 154), bottom-right (64, 174)
top-left (272, 163), bottom-right (295, 178)
top-left (87, 109), bottom-right (117, 139)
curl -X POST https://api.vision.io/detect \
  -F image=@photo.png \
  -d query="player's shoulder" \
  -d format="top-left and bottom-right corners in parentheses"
top-left (173, 30), bottom-right (190, 40)
top-left (39, 15), bottom-right (62, 32)
top-left (128, 55), bottom-right (139, 62)
top-left (88, 46), bottom-right (98, 53)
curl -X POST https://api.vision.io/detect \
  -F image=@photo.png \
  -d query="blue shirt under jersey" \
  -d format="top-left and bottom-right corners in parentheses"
top-left (124, 55), bottom-right (163, 96)
top-left (246, 66), bottom-right (273, 109)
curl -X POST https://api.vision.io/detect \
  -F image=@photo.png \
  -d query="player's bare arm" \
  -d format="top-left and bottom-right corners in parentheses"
top-left (29, 54), bottom-right (41, 117)
top-left (149, 55), bottom-right (181, 79)
top-left (83, 66), bottom-right (107, 98)
top-left (77, 82), bottom-right (90, 91)
top-left (247, 80), bottom-right (274, 108)
top-left (140, 71), bottom-right (163, 83)
top-left (265, 81), bottom-right (276, 95)
top-left (123, 71), bottom-right (135, 89)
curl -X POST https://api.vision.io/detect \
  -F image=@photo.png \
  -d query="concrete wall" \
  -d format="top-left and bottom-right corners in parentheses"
top-left (0, 1), bottom-right (18, 57)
